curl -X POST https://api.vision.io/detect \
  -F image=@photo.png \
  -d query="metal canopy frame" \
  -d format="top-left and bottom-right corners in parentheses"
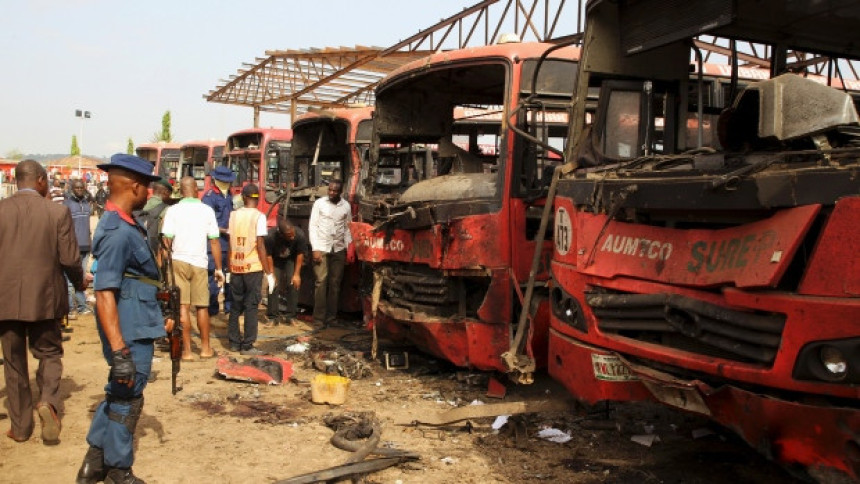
top-left (206, 0), bottom-right (860, 125)
top-left (205, 0), bottom-right (584, 124)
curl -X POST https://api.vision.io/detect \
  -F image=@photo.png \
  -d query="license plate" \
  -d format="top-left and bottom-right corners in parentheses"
top-left (591, 353), bottom-right (638, 382)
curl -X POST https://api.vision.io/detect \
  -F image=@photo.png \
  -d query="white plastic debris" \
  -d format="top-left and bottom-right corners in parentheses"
top-left (285, 343), bottom-right (309, 354)
top-left (537, 427), bottom-right (572, 443)
top-left (440, 456), bottom-right (458, 465)
top-left (469, 399), bottom-right (485, 406)
top-left (630, 434), bottom-right (661, 447)
top-left (491, 415), bottom-right (510, 430)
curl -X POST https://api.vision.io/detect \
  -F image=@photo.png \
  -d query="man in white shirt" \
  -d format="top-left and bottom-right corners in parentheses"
top-left (161, 177), bottom-right (224, 360)
top-left (308, 180), bottom-right (353, 326)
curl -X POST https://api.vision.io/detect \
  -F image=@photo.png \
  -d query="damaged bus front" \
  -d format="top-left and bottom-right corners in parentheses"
top-left (225, 127), bottom-right (293, 227)
top-left (284, 106), bottom-right (373, 313)
top-left (352, 42), bottom-right (579, 373)
top-left (177, 140), bottom-right (225, 195)
top-left (549, 0), bottom-right (860, 479)
top-left (136, 142), bottom-right (181, 184)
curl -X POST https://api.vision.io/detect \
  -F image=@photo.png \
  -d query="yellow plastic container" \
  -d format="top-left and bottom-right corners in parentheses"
top-left (311, 374), bottom-right (351, 405)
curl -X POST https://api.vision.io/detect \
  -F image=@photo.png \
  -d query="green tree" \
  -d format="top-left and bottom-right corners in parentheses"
top-left (4, 149), bottom-right (23, 160)
top-left (127, 137), bottom-right (134, 154)
top-left (71, 135), bottom-right (80, 156)
top-left (150, 110), bottom-right (173, 142)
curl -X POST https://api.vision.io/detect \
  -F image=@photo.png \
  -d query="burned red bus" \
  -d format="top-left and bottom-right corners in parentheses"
top-left (224, 128), bottom-right (292, 227)
top-left (177, 140), bottom-right (225, 195)
top-left (136, 142), bottom-right (181, 183)
top-left (351, 42), bottom-right (579, 373)
top-left (284, 106), bottom-right (373, 313)
top-left (547, 0), bottom-right (860, 479)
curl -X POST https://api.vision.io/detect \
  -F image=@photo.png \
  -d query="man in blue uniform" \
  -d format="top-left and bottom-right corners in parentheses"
top-left (76, 154), bottom-right (166, 484)
top-left (201, 166), bottom-right (235, 317)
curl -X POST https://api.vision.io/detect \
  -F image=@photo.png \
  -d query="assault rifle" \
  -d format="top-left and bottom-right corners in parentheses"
top-left (156, 239), bottom-right (182, 395)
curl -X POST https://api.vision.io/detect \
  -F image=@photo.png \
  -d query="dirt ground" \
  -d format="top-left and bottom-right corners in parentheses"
top-left (0, 307), bottom-right (805, 484)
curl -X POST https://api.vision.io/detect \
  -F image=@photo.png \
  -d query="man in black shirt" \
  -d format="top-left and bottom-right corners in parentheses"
top-left (263, 218), bottom-right (308, 325)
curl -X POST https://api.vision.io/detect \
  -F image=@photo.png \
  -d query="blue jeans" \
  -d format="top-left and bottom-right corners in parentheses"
top-left (85, 337), bottom-right (153, 468)
top-left (68, 251), bottom-right (90, 312)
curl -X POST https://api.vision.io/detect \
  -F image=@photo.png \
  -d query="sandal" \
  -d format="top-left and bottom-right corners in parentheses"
top-left (6, 429), bottom-right (28, 443)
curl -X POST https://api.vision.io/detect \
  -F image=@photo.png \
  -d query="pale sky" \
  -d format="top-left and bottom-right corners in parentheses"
top-left (0, 0), bottom-right (474, 157)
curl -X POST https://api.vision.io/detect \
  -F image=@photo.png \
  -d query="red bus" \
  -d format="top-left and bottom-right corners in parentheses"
top-left (547, 0), bottom-right (860, 479)
top-left (351, 42), bottom-right (579, 374)
top-left (136, 142), bottom-right (181, 183)
top-left (177, 140), bottom-right (225, 195)
top-left (286, 106), bottom-right (373, 313)
top-left (224, 128), bottom-right (293, 227)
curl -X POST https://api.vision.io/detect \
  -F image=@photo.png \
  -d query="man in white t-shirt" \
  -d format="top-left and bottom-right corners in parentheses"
top-left (161, 177), bottom-right (224, 360)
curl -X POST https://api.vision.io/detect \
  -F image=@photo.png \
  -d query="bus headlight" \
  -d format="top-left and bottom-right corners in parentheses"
top-left (794, 338), bottom-right (859, 384)
top-left (550, 285), bottom-right (586, 332)
top-left (820, 346), bottom-right (848, 378)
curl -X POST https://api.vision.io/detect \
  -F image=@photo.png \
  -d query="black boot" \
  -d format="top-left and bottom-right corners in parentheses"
top-left (76, 446), bottom-right (106, 484)
top-left (104, 467), bottom-right (145, 484)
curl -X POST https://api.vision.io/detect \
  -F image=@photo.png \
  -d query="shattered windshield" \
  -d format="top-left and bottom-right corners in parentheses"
top-left (370, 62), bottom-right (508, 200)
top-left (291, 120), bottom-right (349, 193)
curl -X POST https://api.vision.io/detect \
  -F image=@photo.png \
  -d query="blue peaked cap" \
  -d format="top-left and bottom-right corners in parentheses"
top-left (210, 166), bottom-right (236, 182)
top-left (97, 154), bottom-right (160, 181)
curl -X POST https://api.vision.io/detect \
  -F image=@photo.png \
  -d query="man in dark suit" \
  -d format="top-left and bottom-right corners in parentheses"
top-left (0, 159), bottom-right (87, 444)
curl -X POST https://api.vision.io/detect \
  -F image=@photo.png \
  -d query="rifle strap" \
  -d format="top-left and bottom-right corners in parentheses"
top-left (123, 272), bottom-right (162, 288)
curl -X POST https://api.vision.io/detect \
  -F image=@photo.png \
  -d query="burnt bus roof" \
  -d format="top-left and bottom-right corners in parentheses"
top-left (378, 42), bottom-right (581, 93)
top-left (292, 106), bottom-right (374, 144)
top-left (180, 140), bottom-right (225, 149)
top-left (587, 0), bottom-right (860, 59)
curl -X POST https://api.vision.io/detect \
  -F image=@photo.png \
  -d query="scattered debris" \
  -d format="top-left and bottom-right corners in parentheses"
top-left (311, 351), bottom-right (373, 380)
top-left (274, 456), bottom-right (416, 484)
top-left (440, 456), bottom-right (458, 465)
top-left (491, 415), bottom-right (509, 430)
top-left (455, 372), bottom-right (486, 386)
top-left (216, 356), bottom-right (293, 385)
top-left (692, 427), bottom-right (716, 439)
top-left (537, 427), bottom-right (572, 444)
top-left (275, 412), bottom-right (418, 484)
top-left (285, 343), bottom-right (310, 354)
top-left (384, 351), bottom-right (409, 370)
top-left (630, 434), bottom-right (661, 447)
top-left (407, 399), bottom-right (573, 426)
top-left (486, 376), bottom-right (507, 399)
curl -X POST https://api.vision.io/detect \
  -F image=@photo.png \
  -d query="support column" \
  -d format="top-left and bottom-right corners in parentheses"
top-left (253, 105), bottom-right (260, 128)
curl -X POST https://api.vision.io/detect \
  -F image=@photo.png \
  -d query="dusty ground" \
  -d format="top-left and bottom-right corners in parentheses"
top-left (0, 307), bottom-right (804, 484)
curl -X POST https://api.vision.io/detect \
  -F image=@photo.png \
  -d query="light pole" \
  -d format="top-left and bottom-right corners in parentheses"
top-left (75, 109), bottom-right (91, 179)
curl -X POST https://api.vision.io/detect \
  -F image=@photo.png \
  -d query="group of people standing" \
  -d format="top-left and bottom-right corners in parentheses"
top-left (0, 153), bottom-right (354, 483)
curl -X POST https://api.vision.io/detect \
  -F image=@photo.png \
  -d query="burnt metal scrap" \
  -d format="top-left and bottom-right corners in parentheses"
top-left (275, 412), bottom-right (418, 484)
